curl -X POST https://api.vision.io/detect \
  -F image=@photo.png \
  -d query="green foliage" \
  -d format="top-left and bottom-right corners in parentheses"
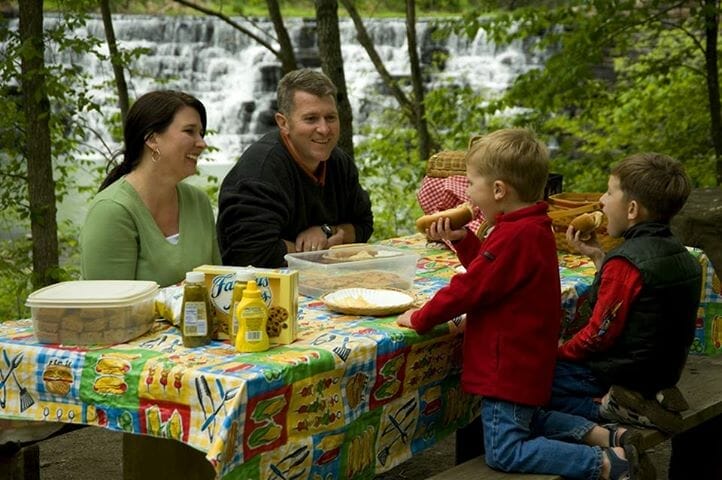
top-left (356, 107), bottom-right (426, 241)
top-left (455, 1), bottom-right (720, 191)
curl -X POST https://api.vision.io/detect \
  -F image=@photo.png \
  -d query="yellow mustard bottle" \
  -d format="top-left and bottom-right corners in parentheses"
top-left (230, 269), bottom-right (255, 340)
top-left (234, 280), bottom-right (270, 353)
top-left (181, 271), bottom-right (212, 347)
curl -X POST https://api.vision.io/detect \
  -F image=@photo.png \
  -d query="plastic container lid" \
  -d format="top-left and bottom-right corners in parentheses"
top-left (26, 280), bottom-right (159, 308)
top-left (186, 271), bottom-right (205, 283)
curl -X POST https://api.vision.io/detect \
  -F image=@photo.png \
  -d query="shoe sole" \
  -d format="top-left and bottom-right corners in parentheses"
top-left (611, 386), bottom-right (684, 434)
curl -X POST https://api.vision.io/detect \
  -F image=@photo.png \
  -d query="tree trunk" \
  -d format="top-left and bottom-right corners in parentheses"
top-left (405, 0), bottom-right (436, 162)
top-left (99, 0), bottom-right (129, 123)
top-left (315, 0), bottom-right (354, 159)
top-left (19, 0), bottom-right (60, 289)
top-left (266, 0), bottom-right (297, 74)
top-left (703, 0), bottom-right (722, 185)
top-left (339, 0), bottom-right (414, 118)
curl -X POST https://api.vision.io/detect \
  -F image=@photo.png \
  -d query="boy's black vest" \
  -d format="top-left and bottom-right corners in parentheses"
top-left (586, 222), bottom-right (702, 396)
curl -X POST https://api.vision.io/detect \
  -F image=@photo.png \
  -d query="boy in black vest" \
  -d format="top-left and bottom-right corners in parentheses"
top-left (551, 153), bottom-right (702, 435)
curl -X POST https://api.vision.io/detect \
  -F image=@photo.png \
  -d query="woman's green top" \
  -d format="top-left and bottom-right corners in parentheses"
top-left (80, 178), bottom-right (221, 287)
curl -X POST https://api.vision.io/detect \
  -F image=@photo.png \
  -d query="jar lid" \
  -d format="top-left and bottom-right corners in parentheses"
top-left (186, 271), bottom-right (205, 283)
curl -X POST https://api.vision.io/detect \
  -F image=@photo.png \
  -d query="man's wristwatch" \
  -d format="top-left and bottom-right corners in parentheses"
top-left (321, 224), bottom-right (333, 238)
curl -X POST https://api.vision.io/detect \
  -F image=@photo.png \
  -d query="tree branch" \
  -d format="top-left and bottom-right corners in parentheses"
top-left (173, 0), bottom-right (280, 58)
top-left (338, 0), bottom-right (414, 118)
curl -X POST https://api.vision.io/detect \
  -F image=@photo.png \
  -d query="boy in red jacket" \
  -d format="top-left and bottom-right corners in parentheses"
top-left (397, 129), bottom-right (650, 479)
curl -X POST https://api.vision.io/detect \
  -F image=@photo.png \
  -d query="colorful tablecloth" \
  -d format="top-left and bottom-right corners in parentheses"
top-left (0, 234), bottom-right (719, 480)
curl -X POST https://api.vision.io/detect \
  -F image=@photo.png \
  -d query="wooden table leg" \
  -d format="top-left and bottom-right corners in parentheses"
top-left (455, 415), bottom-right (484, 465)
top-left (668, 413), bottom-right (722, 479)
top-left (0, 442), bottom-right (40, 480)
top-left (122, 433), bottom-right (215, 480)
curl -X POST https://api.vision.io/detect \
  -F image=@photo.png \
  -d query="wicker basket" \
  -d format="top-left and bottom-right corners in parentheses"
top-left (548, 197), bottom-right (623, 253)
top-left (548, 192), bottom-right (602, 209)
top-left (426, 150), bottom-right (467, 178)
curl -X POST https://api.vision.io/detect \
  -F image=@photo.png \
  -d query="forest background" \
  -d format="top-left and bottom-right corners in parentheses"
top-left (1, 0), bottom-right (721, 322)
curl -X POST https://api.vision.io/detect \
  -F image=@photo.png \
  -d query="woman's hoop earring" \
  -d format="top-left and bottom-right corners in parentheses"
top-left (151, 148), bottom-right (161, 164)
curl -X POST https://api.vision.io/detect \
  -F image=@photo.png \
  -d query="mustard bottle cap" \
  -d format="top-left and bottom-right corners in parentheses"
top-left (235, 269), bottom-right (255, 283)
top-left (243, 280), bottom-right (262, 298)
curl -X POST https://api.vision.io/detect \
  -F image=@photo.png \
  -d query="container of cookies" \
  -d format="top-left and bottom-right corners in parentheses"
top-left (284, 245), bottom-right (419, 298)
top-left (26, 280), bottom-right (159, 345)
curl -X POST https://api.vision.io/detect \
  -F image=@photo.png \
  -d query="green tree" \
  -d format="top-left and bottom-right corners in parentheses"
top-left (457, 1), bottom-right (722, 188)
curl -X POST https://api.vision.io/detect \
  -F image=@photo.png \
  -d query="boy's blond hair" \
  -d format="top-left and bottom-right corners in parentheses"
top-left (612, 153), bottom-right (691, 223)
top-left (465, 128), bottom-right (549, 203)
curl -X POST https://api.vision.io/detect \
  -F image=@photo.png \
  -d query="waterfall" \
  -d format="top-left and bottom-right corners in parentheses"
top-left (4, 13), bottom-right (543, 167)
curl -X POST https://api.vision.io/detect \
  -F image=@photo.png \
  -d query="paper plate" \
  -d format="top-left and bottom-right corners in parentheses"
top-left (321, 288), bottom-right (415, 316)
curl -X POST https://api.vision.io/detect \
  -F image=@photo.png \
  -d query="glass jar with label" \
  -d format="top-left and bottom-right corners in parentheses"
top-left (181, 271), bottom-right (212, 347)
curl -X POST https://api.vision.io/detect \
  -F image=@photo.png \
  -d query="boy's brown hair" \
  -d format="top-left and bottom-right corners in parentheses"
top-left (612, 153), bottom-right (691, 223)
top-left (465, 128), bottom-right (549, 203)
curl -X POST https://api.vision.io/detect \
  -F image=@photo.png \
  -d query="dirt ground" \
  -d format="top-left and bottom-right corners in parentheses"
top-left (35, 425), bottom-right (672, 479)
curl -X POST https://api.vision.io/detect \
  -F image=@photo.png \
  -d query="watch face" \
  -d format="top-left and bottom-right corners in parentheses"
top-left (322, 224), bottom-right (333, 238)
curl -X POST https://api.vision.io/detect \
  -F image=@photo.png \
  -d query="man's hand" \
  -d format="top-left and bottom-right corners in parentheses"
top-left (326, 227), bottom-right (345, 248)
top-left (396, 308), bottom-right (419, 328)
top-left (295, 226), bottom-right (330, 252)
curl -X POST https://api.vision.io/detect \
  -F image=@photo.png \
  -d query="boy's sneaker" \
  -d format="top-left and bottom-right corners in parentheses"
top-left (600, 385), bottom-right (684, 434)
top-left (655, 386), bottom-right (690, 413)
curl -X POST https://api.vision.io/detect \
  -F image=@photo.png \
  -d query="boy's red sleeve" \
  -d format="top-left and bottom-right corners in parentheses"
top-left (558, 257), bottom-right (643, 361)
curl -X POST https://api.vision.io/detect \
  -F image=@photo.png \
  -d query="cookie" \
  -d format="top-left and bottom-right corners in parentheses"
top-left (267, 306), bottom-right (289, 337)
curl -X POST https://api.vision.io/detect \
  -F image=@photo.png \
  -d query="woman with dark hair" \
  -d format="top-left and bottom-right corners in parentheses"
top-left (80, 90), bottom-right (221, 286)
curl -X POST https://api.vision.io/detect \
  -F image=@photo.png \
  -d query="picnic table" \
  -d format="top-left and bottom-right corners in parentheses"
top-left (0, 234), bottom-right (719, 480)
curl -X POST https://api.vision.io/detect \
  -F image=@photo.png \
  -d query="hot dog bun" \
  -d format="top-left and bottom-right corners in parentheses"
top-left (570, 211), bottom-right (604, 240)
top-left (416, 204), bottom-right (474, 233)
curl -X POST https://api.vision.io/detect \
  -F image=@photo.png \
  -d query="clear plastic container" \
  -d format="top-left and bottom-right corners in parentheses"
top-left (26, 280), bottom-right (159, 345)
top-left (284, 245), bottom-right (419, 298)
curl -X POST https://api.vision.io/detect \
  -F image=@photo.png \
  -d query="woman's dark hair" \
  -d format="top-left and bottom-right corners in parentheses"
top-left (99, 90), bottom-right (207, 191)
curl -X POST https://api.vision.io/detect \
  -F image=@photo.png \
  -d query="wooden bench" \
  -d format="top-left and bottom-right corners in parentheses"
top-left (429, 355), bottom-right (722, 480)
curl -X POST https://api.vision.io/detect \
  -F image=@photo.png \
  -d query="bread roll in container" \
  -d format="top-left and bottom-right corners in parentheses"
top-left (26, 280), bottom-right (159, 345)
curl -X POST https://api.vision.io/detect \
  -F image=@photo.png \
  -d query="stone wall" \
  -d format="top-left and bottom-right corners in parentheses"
top-left (671, 187), bottom-right (722, 275)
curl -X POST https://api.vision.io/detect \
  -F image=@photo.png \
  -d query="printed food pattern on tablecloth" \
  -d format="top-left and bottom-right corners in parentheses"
top-left (4, 349), bottom-right (86, 424)
top-left (403, 336), bottom-right (461, 390)
top-left (342, 363), bottom-right (373, 420)
top-left (309, 331), bottom-right (377, 365)
top-left (190, 374), bottom-right (243, 445)
top-left (375, 396), bottom-right (418, 467)
top-left (80, 350), bottom-right (157, 405)
top-left (139, 397), bottom-right (190, 442)
top-left (369, 350), bottom-right (408, 409)
top-left (345, 423), bottom-right (377, 478)
top-left (244, 384), bottom-right (291, 459)
top-left (287, 371), bottom-right (344, 437)
top-left (310, 431), bottom-right (344, 478)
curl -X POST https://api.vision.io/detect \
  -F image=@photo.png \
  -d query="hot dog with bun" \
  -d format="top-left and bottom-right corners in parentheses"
top-left (570, 211), bottom-right (604, 241)
top-left (415, 203), bottom-right (474, 233)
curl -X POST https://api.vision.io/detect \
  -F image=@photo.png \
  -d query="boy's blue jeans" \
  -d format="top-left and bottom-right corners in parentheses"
top-left (481, 397), bottom-right (605, 479)
top-left (549, 360), bottom-right (608, 422)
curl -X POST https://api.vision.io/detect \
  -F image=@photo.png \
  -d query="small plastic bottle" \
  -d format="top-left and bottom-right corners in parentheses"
top-left (234, 280), bottom-right (270, 353)
top-left (230, 269), bottom-right (256, 340)
top-left (181, 271), bottom-right (212, 347)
